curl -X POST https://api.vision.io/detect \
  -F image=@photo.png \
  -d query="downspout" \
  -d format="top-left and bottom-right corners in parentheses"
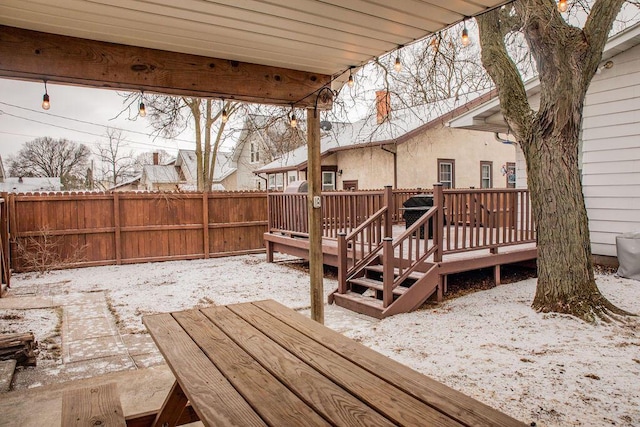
top-left (380, 144), bottom-right (398, 189)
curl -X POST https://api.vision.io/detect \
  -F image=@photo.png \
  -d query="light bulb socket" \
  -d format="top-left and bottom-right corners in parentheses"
top-left (42, 93), bottom-right (50, 110)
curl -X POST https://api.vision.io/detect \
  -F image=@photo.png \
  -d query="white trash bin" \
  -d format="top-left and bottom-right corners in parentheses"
top-left (616, 231), bottom-right (640, 281)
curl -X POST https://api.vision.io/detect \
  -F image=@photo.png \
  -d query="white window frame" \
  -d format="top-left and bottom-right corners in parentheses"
top-left (481, 161), bottom-right (492, 188)
top-left (438, 160), bottom-right (454, 189)
top-left (250, 141), bottom-right (259, 164)
top-left (322, 171), bottom-right (335, 191)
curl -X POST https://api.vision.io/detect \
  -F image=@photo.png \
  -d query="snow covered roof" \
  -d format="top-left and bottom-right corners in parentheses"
top-left (0, 177), bottom-right (62, 193)
top-left (142, 165), bottom-right (182, 184)
top-left (257, 91), bottom-right (497, 174)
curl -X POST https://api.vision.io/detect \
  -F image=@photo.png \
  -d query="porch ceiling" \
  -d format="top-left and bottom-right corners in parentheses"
top-left (0, 0), bottom-right (512, 105)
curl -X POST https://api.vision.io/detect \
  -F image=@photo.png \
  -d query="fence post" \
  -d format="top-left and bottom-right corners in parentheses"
top-left (433, 183), bottom-right (443, 262)
top-left (337, 232), bottom-right (347, 294)
top-left (113, 192), bottom-right (122, 265)
top-left (383, 185), bottom-right (393, 239)
top-left (266, 191), bottom-right (272, 233)
top-left (1, 192), bottom-right (10, 289)
top-left (382, 237), bottom-right (394, 308)
top-left (202, 192), bottom-right (210, 259)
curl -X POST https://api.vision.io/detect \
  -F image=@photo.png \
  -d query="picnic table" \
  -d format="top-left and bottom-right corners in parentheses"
top-left (142, 299), bottom-right (526, 426)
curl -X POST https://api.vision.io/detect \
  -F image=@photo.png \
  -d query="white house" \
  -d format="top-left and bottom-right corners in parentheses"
top-left (449, 23), bottom-right (640, 263)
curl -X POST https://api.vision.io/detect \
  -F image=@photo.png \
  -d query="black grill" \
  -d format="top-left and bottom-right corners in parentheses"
top-left (402, 195), bottom-right (434, 239)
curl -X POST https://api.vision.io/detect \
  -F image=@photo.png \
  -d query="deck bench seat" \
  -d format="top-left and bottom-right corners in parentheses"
top-left (61, 382), bottom-right (126, 427)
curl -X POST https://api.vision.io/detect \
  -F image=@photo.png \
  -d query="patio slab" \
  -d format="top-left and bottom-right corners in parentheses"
top-left (64, 315), bottom-right (117, 342)
top-left (0, 364), bottom-right (175, 427)
top-left (65, 335), bottom-right (128, 363)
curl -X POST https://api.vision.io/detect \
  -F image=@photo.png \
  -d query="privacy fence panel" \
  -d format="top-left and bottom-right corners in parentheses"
top-left (9, 191), bottom-right (267, 272)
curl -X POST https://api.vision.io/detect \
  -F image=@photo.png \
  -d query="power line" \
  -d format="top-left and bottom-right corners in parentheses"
top-left (0, 100), bottom-right (196, 144)
top-left (0, 110), bottom-right (187, 151)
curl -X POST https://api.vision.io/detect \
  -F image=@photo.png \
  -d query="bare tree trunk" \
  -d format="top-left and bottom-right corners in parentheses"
top-left (477, 0), bottom-right (631, 322)
top-left (203, 99), bottom-right (213, 191)
top-left (184, 97), bottom-right (204, 192)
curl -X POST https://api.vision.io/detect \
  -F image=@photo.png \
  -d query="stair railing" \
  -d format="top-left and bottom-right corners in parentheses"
top-left (382, 184), bottom-right (443, 307)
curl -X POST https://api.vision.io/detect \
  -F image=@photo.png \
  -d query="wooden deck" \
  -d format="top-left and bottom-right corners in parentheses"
top-left (143, 300), bottom-right (526, 426)
top-left (265, 186), bottom-right (537, 318)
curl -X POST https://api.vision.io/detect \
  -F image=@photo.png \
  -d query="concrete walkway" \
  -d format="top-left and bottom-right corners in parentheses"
top-left (0, 284), bottom-right (177, 426)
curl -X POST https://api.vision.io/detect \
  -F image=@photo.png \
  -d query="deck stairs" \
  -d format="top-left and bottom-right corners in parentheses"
top-left (331, 256), bottom-right (442, 319)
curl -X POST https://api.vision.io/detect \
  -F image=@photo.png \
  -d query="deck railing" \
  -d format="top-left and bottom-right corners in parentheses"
top-left (268, 187), bottom-right (423, 238)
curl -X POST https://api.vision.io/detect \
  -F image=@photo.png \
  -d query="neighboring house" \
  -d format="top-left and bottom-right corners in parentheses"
top-left (256, 91), bottom-right (516, 192)
top-left (448, 23), bottom-right (640, 262)
top-left (0, 155), bottom-right (61, 192)
top-left (139, 149), bottom-right (237, 191)
top-left (232, 114), bottom-right (306, 190)
top-left (0, 176), bottom-right (62, 193)
top-left (110, 174), bottom-right (143, 192)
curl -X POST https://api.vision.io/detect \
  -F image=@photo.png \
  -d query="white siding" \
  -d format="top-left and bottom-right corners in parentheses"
top-left (581, 43), bottom-right (640, 257)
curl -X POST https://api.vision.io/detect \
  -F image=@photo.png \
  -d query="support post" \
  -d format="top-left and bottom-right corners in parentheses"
top-left (383, 185), bottom-right (393, 238)
top-left (307, 108), bottom-right (324, 324)
top-left (494, 265), bottom-right (501, 285)
top-left (113, 192), bottom-right (122, 265)
top-left (337, 232), bottom-right (347, 294)
top-left (202, 192), bottom-right (210, 259)
top-left (382, 237), bottom-right (394, 308)
top-left (433, 183), bottom-right (444, 263)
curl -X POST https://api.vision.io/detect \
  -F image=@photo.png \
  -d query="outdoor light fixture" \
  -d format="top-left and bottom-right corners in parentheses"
top-left (431, 36), bottom-right (440, 53)
top-left (290, 106), bottom-right (297, 128)
top-left (41, 81), bottom-right (50, 110)
top-left (221, 100), bottom-right (229, 123)
top-left (557, 0), bottom-right (568, 12)
top-left (394, 47), bottom-right (402, 72)
top-left (138, 91), bottom-right (146, 117)
top-left (461, 20), bottom-right (470, 47)
top-left (347, 67), bottom-right (355, 88)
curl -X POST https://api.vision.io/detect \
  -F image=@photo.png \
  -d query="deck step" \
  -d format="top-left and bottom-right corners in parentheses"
top-left (332, 292), bottom-right (384, 319)
top-left (365, 265), bottom-right (426, 281)
top-left (349, 277), bottom-right (408, 295)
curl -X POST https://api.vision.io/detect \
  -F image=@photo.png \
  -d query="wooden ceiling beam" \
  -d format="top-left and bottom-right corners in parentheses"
top-left (0, 25), bottom-right (332, 108)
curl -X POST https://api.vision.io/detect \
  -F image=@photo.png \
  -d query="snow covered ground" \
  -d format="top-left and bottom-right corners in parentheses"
top-left (4, 253), bottom-right (639, 426)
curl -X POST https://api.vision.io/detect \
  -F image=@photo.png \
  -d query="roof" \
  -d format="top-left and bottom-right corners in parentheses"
top-left (142, 165), bottom-right (181, 184)
top-left (0, 177), bottom-right (61, 193)
top-left (256, 90), bottom-right (498, 174)
top-left (0, 1), bottom-right (512, 82)
top-left (142, 149), bottom-right (237, 185)
top-left (448, 22), bottom-right (640, 133)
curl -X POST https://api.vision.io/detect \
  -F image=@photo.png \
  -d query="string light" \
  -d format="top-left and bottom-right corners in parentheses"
top-left (347, 66), bottom-right (356, 88)
top-left (138, 91), bottom-right (146, 117)
top-left (461, 19), bottom-right (470, 47)
top-left (394, 46), bottom-right (403, 72)
top-left (557, 0), bottom-right (568, 12)
top-left (290, 105), bottom-right (297, 128)
top-left (221, 99), bottom-right (228, 123)
top-left (431, 36), bottom-right (440, 53)
top-left (41, 81), bottom-right (50, 110)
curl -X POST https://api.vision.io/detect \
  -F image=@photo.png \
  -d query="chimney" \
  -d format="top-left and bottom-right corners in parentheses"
top-left (375, 90), bottom-right (391, 124)
top-left (153, 152), bottom-right (159, 165)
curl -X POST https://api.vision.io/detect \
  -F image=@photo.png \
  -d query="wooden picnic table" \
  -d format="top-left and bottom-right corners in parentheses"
top-left (142, 299), bottom-right (526, 427)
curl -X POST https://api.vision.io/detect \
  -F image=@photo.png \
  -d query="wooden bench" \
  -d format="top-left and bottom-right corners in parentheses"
top-left (61, 382), bottom-right (126, 427)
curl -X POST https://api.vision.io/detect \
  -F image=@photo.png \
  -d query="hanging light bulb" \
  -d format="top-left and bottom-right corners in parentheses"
top-left (461, 21), bottom-right (470, 47)
top-left (41, 81), bottom-right (50, 110)
top-left (221, 100), bottom-right (229, 123)
top-left (138, 91), bottom-right (146, 117)
top-left (557, 0), bottom-right (568, 12)
top-left (290, 112), bottom-right (297, 128)
top-left (431, 36), bottom-right (440, 53)
top-left (347, 67), bottom-right (354, 88)
top-left (394, 55), bottom-right (402, 72)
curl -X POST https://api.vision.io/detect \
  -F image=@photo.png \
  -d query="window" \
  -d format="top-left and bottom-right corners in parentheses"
top-left (322, 171), bottom-right (335, 191)
top-left (288, 173), bottom-right (297, 184)
top-left (255, 178), bottom-right (262, 190)
top-left (438, 159), bottom-right (455, 189)
top-left (268, 174), bottom-right (284, 191)
top-left (250, 141), bottom-right (259, 163)
top-left (480, 161), bottom-right (492, 188)
top-left (506, 162), bottom-right (516, 188)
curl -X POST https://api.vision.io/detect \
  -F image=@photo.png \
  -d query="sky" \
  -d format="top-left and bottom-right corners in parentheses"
top-left (0, 78), bottom-right (197, 162)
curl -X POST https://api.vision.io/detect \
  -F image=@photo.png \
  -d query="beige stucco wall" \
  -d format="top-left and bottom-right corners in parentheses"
top-left (335, 125), bottom-right (516, 190)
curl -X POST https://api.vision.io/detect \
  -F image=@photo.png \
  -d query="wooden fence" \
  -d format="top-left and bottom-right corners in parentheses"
top-left (9, 191), bottom-right (268, 272)
top-left (0, 195), bottom-right (10, 289)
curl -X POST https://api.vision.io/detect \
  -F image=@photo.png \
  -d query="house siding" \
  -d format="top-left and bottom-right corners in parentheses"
top-left (581, 43), bottom-right (640, 257)
top-left (334, 125), bottom-right (515, 190)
